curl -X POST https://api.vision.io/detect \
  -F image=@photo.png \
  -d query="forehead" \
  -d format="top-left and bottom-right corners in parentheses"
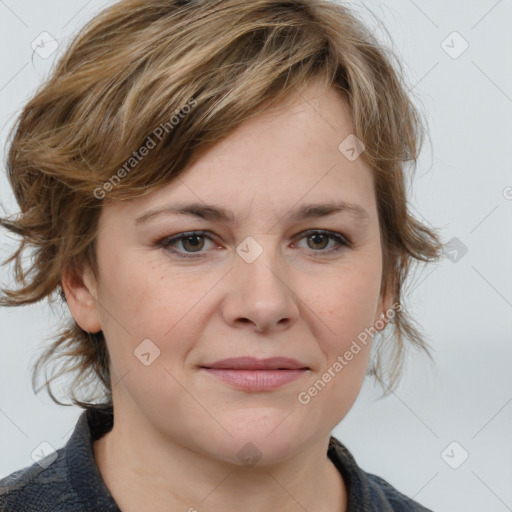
top-left (103, 81), bottom-right (377, 226)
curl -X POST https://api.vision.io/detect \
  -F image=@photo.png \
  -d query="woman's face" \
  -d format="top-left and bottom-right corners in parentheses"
top-left (68, 81), bottom-right (391, 466)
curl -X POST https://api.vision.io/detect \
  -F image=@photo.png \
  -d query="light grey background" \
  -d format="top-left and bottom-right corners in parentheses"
top-left (0, 1), bottom-right (511, 511)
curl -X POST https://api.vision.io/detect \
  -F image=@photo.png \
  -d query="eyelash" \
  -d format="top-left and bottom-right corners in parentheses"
top-left (156, 229), bottom-right (352, 260)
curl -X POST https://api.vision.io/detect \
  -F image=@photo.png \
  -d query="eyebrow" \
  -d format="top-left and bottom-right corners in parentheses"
top-left (135, 200), bottom-right (370, 226)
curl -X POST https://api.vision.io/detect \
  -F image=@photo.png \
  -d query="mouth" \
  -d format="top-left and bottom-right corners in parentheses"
top-left (201, 356), bottom-right (310, 371)
top-left (199, 357), bottom-right (311, 392)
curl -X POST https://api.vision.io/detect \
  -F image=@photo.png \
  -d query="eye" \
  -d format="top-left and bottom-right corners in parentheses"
top-left (158, 230), bottom-right (215, 259)
top-left (157, 229), bottom-right (351, 260)
top-left (291, 229), bottom-right (351, 254)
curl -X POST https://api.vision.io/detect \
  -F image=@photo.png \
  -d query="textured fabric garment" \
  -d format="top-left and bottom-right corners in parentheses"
top-left (0, 405), bottom-right (433, 511)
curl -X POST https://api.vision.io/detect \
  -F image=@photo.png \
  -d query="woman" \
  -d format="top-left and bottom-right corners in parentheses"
top-left (0, 0), bottom-right (442, 510)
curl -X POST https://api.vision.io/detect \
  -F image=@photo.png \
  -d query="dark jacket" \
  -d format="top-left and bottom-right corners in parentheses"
top-left (0, 404), bottom-right (433, 511)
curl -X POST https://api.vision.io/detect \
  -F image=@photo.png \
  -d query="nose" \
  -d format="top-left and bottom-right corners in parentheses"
top-left (221, 238), bottom-right (300, 333)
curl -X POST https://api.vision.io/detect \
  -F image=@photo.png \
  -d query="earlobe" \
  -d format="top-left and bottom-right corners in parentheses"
top-left (374, 288), bottom-right (394, 331)
top-left (61, 264), bottom-right (102, 333)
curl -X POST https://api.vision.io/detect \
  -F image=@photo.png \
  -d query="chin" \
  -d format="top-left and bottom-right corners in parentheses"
top-left (204, 416), bottom-right (315, 468)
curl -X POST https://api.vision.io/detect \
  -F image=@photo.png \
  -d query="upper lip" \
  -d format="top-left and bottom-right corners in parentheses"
top-left (201, 357), bottom-right (310, 370)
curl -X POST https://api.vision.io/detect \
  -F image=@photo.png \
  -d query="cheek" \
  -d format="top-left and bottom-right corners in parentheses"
top-left (96, 250), bottom-right (185, 330)
top-left (310, 257), bottom-right (382, 343)
top-left (94, 254), bottom-right (214, 372)
top-left (299, 275), bottom-right (378, 429)
top-left (300, 253), bottom-right (381, 414)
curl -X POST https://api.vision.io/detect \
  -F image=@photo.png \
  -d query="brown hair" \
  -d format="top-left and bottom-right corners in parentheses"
top-left (0, 0), bottom-right (443, 408)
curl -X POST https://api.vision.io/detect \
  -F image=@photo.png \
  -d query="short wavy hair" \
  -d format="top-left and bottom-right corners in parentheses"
top-left (0, 0), bottom-right (443, 408)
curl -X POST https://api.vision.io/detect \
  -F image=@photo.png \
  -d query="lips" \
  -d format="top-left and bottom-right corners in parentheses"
top-left (199, 357), bottom-right (310, 392)
top-left (200, 356), bottom-right (310, 370)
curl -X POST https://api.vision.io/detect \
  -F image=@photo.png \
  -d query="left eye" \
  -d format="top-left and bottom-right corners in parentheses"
top-left (292, 230), bottom-right (350, 252)
top-left (158, 230), bottom-right (351, 259)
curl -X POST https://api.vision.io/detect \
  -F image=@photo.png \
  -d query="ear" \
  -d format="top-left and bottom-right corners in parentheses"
top-left (373, 279), bottom-right (394, 332)
top-left (61, 263), bottom-right (102, 333)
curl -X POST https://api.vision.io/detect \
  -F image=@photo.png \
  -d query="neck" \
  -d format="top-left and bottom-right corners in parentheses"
top-left (92, 405), bottom-right (347, 512)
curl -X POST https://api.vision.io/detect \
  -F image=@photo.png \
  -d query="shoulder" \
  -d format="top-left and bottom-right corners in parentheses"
top-left (0, 405), bottom-right (119, 512)
top-left (364, 471), bottom-right (434, 511)
top-left (0, 405), bottom-right (113, 512)
top-left (0, 448), bottom-right (77, 512)
top-left (327, 436), bottom-right (434, 511)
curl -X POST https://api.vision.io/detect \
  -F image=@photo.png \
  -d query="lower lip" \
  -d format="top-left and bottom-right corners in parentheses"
top-left (201, 368), bottom-right (308, 391)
